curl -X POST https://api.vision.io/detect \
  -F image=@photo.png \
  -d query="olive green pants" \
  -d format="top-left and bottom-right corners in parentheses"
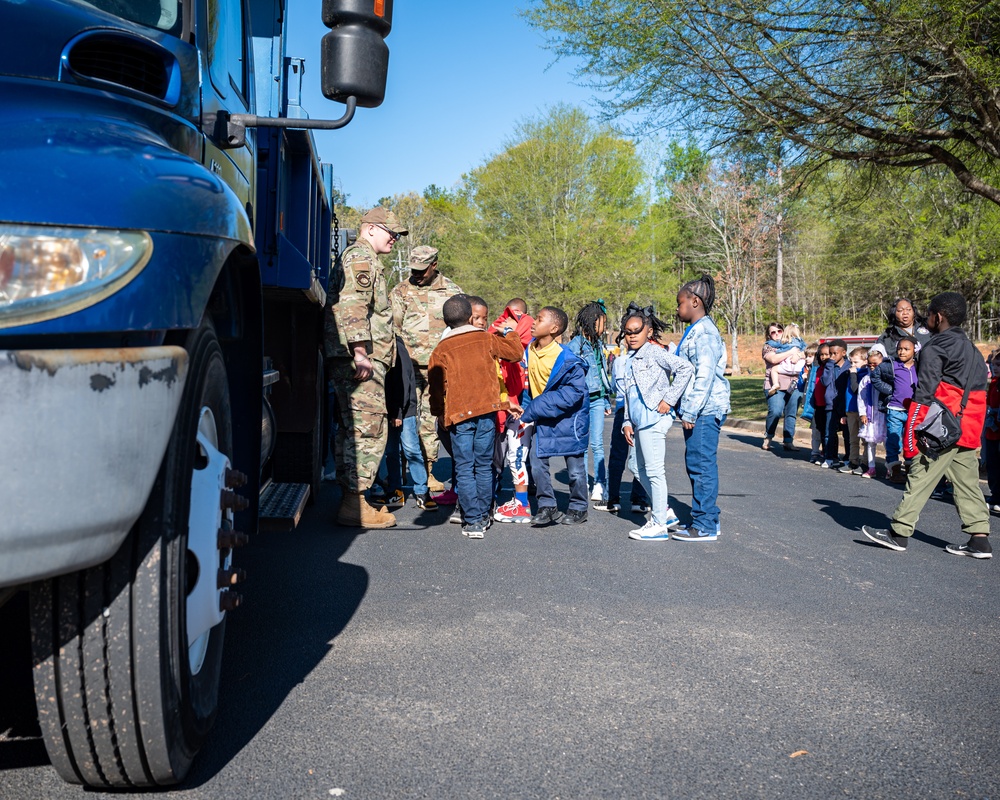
top-left (330, 358), bottom-right (388, 492)
top-left (891, 446), bottom-right (990, 538)
top-left (413, 366), bottom-right (440, 465)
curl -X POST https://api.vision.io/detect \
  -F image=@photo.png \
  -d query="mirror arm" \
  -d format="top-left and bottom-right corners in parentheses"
top-left (219, 96), bottom-right (357, 148)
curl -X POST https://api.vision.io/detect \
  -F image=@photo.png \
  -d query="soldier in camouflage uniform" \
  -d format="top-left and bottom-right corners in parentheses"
top-left (326, 207), bottom-right (407, 528)
top-left (390, 245), bottom-right (464, 493)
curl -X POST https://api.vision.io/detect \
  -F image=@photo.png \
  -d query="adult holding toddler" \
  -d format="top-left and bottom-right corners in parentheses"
top-left (761, 322), bottom-right (804, 451)
top-left (427, 295), bottom-right (526, 539)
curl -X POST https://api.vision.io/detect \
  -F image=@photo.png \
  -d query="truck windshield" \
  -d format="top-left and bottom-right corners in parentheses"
top-left (77, 0), bottom-right (183, 35)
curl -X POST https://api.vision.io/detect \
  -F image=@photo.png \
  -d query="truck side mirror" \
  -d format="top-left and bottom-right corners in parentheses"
top-left (321, 0), bottom-right (393, 108)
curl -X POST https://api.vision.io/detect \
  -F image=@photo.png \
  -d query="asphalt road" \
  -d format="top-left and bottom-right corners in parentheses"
top-left (2, 421), bottom-right (998, 799)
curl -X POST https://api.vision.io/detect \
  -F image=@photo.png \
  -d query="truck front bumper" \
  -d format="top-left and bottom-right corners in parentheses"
top-left (0, 347), bottom-right (188, 587)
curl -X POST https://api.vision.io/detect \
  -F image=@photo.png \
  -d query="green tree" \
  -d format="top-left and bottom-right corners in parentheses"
top-left (526, 0), bottom-right (1000, 205)
top-left (453, 105), bottom-right (650, 317)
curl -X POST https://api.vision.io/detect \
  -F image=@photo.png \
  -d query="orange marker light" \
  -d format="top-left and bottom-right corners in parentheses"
top-left (374, 0), bottom-right (384, 16)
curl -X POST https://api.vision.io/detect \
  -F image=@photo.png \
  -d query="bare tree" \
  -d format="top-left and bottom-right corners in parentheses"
top-left (527, 0), bottom-right (1000, 205)
top-left (672, 162), bottom-right (779, 372)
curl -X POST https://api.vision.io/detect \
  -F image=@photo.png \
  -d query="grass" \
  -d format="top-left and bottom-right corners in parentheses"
top-left (727, 375), bottom-right (770, 422)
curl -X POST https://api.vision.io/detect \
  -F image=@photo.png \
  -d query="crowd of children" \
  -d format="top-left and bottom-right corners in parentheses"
top-left (365, 275), bottom-right (730, 542)
top-left (764, 301), bottom-right (1000, 521)
top-left (774, 333), bottom-right (927, 480)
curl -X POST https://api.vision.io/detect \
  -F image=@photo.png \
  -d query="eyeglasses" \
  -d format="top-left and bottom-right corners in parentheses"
top-left (376, 225), bottom-right (400, 242)
top-left (769, 328), bottom-right (783, 335)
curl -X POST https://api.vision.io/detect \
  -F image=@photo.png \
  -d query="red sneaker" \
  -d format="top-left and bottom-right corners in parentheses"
top-left (432, 488), bottom-right (458, 506)
top-left (493, 499), bottom-right (531, 524)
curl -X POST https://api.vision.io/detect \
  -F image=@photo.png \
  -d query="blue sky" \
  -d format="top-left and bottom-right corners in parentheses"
top-left (285, 2), bottom-right (605, 209)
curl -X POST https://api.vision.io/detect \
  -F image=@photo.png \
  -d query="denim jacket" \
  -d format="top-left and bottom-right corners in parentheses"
top-left (676, 316), bottom-right (731, 423)
top-left (622, 342), bottom-right (694, 431)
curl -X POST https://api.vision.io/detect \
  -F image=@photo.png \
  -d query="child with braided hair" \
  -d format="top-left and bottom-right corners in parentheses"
top-left (566, 301), bottom-right (614, 503)
top-left (619, 303), bottom-right (694, 540)
top-left (671, 274), bottom-right (731, 542)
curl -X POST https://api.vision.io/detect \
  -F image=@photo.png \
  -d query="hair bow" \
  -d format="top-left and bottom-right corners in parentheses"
top-left (594, 298), bottom-right (608, 315)
top-left (627, 301), bottom-right (655, 318)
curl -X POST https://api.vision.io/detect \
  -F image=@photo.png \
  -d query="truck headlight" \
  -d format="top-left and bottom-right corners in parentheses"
top-left (0, 225), bottom-right (151, 327)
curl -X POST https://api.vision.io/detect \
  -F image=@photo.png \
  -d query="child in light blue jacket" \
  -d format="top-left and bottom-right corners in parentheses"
top-left (672, 274), bottom-right (731, 542)
top-left (619, 304), bottom-right (694, 541)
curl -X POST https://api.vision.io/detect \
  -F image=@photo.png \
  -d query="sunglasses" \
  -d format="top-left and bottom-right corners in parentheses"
top-left (376, 225), bottom-right (401, 242)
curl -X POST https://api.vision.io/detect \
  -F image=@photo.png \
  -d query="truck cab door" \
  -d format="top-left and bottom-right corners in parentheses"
top-left (202, 0), bottom-right (255, 222)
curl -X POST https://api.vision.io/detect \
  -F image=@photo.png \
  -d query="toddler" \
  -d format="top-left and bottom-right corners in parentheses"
top-left (857, 348), bottom-right (887, 477)
top-left (767, 323), bottom-right (807, 397)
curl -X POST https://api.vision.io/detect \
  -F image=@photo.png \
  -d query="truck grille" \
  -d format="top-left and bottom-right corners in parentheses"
top-left (67, 35), bottom-right (171, 101)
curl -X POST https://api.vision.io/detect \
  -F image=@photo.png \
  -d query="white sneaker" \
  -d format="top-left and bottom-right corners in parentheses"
top-left (664, 507), bottom-right (683, 531)
top-left (628, 520), bottom-right (670, 541)
top-left (591, 483), bottom-right (604, 502)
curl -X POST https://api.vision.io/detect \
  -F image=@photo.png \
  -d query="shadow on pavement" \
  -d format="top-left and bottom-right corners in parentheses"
top-left (0, 592), bottom-right (49, 772)
top-left (182, 484), bottom-right (367, 788)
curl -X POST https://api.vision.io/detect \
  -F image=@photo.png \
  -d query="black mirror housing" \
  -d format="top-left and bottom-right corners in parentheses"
top-left (321, 0), bottom-right (393, 108)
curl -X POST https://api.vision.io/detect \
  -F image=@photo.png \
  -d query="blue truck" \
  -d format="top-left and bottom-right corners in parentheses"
top-left (0, 0), bottom-right (392, 787)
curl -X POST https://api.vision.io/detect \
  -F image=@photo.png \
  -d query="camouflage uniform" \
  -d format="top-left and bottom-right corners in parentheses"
top-left (327, 235), bottom-right (397, 492)
top-left (390, 247), bottom-right (463, 465)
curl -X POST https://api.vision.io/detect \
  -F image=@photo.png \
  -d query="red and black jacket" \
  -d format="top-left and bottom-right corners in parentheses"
top-left (903, 328), bottom-right (987, 458)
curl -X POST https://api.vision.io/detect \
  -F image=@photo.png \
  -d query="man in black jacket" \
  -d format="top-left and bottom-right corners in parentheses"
top-left (863, 292), bottom-right (991, 559)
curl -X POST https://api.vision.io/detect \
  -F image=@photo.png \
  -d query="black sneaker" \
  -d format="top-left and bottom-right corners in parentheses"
top-left (560, 509), bottom-right (588, 525)
top-left (530, 506), bottom-right (563, 526)
top-left (461, 520), bottom-right (486, 539)
top-left (945, 538), bottom-right (993, 559)
top-left (415, 493), bottom-right (438, 510)
top-left (594, 497), bottom-right (620, 512)
top-left (862, 525), bottom-right (908, 551)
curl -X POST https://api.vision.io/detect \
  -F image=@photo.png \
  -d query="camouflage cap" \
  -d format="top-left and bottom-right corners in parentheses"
top-left (409, 245), bottom-right (439, 269)
top-left (360, 206), bottom-right (409, 235)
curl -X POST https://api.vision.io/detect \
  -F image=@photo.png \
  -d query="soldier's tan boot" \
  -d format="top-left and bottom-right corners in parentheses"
top-left (426, 468), bottom-right (445, 494)
top-left (337, 490), bottom-right (397, 529)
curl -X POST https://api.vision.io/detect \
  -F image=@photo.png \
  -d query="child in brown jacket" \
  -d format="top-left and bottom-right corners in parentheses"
top-left (428, 295), bottom-right (525, 538)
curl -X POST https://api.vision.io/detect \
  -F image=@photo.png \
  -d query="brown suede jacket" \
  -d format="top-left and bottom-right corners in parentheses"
top-left (428, 326), bottom-right (526, 427)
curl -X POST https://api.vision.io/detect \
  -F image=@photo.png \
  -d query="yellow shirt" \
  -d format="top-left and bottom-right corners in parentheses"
top-left (528, 339), bottom-right (561, 397)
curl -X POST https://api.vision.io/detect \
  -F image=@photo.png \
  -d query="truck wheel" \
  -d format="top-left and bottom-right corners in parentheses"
top-left (30, 322), bottom-right (237, 788)
top-left (272, 348), bottom-right (324, 503)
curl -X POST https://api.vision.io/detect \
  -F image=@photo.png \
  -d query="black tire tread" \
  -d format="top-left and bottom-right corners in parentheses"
top-left (30, 322), bottom-right (231, 788)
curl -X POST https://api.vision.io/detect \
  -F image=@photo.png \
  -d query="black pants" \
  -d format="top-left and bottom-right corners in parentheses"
top-left (825, 404), bottom-right (849, 461)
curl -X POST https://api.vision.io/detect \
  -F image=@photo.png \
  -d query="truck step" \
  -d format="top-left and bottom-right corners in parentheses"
top-left (259, 481), bottom-right (310, 531)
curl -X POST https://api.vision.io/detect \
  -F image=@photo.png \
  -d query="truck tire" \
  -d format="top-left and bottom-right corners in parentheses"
top-left (271, 348), bottom-right (324, 503)
top-left (30, 322), bottom-right (235, 788)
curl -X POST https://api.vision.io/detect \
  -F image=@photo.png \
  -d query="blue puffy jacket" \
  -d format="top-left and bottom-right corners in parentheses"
top-left (519, 344), bottom-right (590, 457)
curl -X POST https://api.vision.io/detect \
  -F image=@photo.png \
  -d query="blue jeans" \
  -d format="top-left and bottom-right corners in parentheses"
top-left (633, 415), bottom-right (672, 525)
top-left (450, 414), bottom-right (497, 524)
top-left (764, 386), bottom-right (801, 444)
top-left (885, 408), bottom-right (907, 465)
top-left (530, 435), bottom-right (588, 512)
top-left (607, 406), bottom-right (649, 504)
top-left (384, 416), bottom-right (428, 495)
top-left (683, 414), bottom-right (724, 533)
top-left (586, 396), bottom-right (608, 489)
